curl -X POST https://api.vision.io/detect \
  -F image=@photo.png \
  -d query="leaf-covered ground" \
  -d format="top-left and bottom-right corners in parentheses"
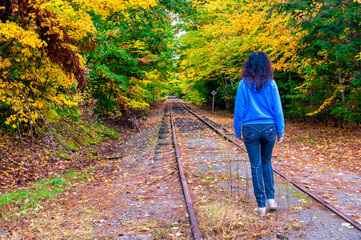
top-left (1, 102), bottom-right (360, 239)
top-left (272, 122), bottom-right (361, 223)
top-left (0, 111), bottom-right (134, 238)
top-left (0, 103), bottom-right (191, 239)
top-left (199, 106), bottom-right (361, 224)
top-left (0, 115), bottom-right (121, 192)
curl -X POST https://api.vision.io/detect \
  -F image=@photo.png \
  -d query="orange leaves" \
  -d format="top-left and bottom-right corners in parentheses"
top-left (135, 58), bottom-right (154, 64)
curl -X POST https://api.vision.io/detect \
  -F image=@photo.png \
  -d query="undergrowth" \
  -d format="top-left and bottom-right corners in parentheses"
top-left (55, 119), bottom-right (120, 153)
top-left (0, 111), bottom-right (121, 194)
top-left (0, 170), bottom-right (91, 219)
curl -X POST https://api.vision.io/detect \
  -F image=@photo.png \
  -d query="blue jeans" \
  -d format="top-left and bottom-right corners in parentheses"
top-left (242, 124), bottom-right (276, 208)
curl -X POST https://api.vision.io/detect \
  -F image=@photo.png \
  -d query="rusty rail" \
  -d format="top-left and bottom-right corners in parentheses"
top-left (177, 101), bottom-right (245, 151)
top-left (169, 101), bottom-right (202, 240)
top-left (175, 99), bottom-right (361, 232)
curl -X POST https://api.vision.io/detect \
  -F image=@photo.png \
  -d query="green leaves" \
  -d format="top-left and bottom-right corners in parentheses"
top-left (84, 4), bottom-right (177, 116)
top-left (281, 0), bottom-right (361, 123)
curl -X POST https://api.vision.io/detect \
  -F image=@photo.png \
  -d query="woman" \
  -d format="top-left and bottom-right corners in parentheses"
top-left (234, 51), bottom-right (284, 216)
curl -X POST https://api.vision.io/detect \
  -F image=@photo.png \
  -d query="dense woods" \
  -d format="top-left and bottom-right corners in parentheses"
top-left (176, 0), bottom-right (361, 126)
top-left (0, 0), bottom-right (192, 133)
top-left (0, 0), bottom-right (193, 190)
top-left (1, 0), bottom-right (360, 133)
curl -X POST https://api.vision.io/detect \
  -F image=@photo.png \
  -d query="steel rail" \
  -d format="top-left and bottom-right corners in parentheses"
top-left (169, 100), bottom-right (203, 240)
top-left (177, 101), bottom-right (246, 151)
top-left (175, 99), bottom-right (361, 232)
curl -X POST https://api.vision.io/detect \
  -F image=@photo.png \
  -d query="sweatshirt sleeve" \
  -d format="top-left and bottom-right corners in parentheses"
top-left (234, 82), bottom-right (245, 138)
top-left (271, 81), bottom-right (285, 137)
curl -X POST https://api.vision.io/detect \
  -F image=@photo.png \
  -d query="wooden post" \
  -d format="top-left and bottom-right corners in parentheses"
top-left (211, 90), bottom-right (217, 113)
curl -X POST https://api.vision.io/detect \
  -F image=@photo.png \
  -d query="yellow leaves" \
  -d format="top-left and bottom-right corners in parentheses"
top-left (0, 58), bottom-right (11, 69)
top-left (1, 0), bottom-right (161, 129)
top-left (127, 99), bottom-right (150, 110)
top-left (0, 21), bottom-right (46, 49)
top-left (0, 56), bottom-right (79, 127)
top-left (5, 115), bottom-right (22, 129)
top-left (306, 85), bottom-right (342, 116)
top-left (40, 0), bottom-right (95, 41)
top-left (72, 0), bottom-right (157, 20)
top-left (181, 0), bottom-right (304, 88)
top-left (291, 222), bottom-right (300, 227)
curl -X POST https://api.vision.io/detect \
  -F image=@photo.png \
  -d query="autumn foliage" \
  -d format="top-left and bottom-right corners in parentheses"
top-left (1, 0), bottom-right (360, 131)
top-left (0, 0), bottom-right (165, 130)
top-left (176, 0), bottom-right (361, 126)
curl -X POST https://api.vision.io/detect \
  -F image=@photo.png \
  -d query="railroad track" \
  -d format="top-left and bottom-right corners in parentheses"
top-left (162, 96), bottom-right (361, 239)
top-left (169, 102), bottom-right (202, 240)
top-left (166, 97), bottom-right (361, 236)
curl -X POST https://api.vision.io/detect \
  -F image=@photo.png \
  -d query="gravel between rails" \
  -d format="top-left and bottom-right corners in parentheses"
top-left (174, 100), bottom-right (361, 240)
top-left (93, 102), bottom-right (192, 239)
top-left (94, 100), bottom-right (361, 239)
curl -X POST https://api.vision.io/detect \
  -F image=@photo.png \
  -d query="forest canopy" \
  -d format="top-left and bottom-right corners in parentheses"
top-left (1, 0), bottom-right (360, 131)
top-left (176, 0), bottom-right (361, 126)
top-left (0, 0), bottom-right (192, 130)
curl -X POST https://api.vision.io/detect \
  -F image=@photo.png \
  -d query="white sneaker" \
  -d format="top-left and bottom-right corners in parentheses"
top-left (267, 199), bottom-right (277, 210)
top-left (254, 207), bottom-right (266, 216)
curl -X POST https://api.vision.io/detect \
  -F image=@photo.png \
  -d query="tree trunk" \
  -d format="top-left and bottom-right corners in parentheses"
top-left (336, 54), bottom-right (345, 102)
top-left (221, 73), bottom-right (230, 110)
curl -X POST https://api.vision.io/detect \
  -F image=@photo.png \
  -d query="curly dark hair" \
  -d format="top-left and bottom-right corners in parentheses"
top-left (241, 51), bottom-right (274, 91)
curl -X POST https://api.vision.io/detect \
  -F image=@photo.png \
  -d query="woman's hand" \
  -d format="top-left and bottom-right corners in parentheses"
top-left (236, 136), bottom-right (242, 143)
top-left (276, 137), bottom-right (283, 144)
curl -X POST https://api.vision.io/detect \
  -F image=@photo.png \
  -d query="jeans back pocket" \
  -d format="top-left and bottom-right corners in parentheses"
top-left (265, 127), bottom-right (276, 141)
top-left (243, 128), bottom-right (256, 142)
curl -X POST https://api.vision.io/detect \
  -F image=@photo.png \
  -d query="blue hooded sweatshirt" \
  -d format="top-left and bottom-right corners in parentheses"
top-left (234, 79), bottom-right (284, 138)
